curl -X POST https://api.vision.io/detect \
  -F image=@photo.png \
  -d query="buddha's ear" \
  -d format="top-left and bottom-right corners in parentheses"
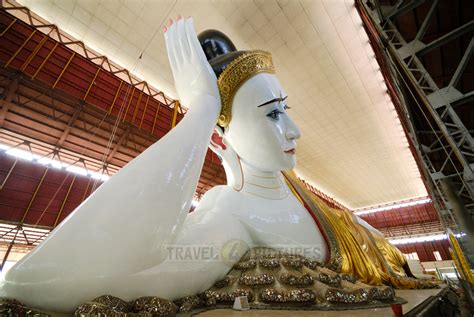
top-left (209, 126), bottom-right (243, 190)
top-left (210, 126), bottom-right (227, 152)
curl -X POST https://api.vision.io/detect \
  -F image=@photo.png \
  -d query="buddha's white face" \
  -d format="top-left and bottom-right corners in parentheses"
top-left (224, 73), bottom-right (301, 172)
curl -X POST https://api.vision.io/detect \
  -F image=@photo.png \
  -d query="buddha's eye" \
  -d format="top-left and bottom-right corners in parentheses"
top-left (267, 109), bottom-right (284, 120)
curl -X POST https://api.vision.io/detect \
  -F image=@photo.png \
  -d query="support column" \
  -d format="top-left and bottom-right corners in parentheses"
top-left (440, 179), bottom-right (474, 259)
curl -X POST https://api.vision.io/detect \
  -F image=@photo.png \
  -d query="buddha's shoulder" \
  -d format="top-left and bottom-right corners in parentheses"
top-left (198, 185), bottom-right (244, 211)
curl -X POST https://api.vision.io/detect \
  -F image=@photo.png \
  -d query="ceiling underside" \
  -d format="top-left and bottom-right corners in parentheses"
top-left (14, 0), bottom-right (428, 209)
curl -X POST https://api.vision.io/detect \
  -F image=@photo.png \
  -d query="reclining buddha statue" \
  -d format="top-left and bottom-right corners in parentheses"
top-left (0, 17), bottom-right (426, 313)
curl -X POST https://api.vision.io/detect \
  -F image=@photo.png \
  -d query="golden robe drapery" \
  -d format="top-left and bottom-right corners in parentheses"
top-left (283, 171), bottom-right (428, 289)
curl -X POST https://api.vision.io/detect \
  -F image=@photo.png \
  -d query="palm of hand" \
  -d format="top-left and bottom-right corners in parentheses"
top-left (164, 17), bottom-right (220, 109)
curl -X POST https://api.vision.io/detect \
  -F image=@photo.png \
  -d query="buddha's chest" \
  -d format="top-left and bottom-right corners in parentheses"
top-left (232, 193), bottom-right (328, 262)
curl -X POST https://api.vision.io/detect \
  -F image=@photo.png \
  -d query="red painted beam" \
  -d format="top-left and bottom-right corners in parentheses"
top-left (0, 9), bottom-right (181, 140)
top-left (0, 152), bottom-right (97, 227)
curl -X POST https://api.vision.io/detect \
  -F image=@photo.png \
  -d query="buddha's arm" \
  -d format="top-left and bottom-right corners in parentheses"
top-left (1, 194), bottom-right (251, 312)
top-left (132, 199), bottom-right (253, 300)
top-left (4, 18), bottom-right (220, 283)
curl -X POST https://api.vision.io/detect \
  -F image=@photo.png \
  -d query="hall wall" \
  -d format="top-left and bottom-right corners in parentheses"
top-left (397, 239), bottom-right (451, 262)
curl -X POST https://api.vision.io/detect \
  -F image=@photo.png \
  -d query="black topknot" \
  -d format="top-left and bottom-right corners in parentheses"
top-left (198, 29), bottom-right (247, 78)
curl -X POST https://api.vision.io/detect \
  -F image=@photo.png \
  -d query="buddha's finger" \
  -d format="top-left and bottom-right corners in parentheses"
top-left (185, 18), bottom-right (207, 62)
top-left (177, 17), bottom-right (191, 61)
top-left (164, 20), bottom-right (178, 73)
top-left (169, 19), bottom-right (183, 67)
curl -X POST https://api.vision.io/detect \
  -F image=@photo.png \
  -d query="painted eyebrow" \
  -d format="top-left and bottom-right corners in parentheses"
top-left (257, 95), bottom-right (288, 107)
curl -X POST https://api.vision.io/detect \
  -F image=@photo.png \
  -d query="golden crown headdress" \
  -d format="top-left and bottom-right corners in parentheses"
top-left (217, 50), bottom-right (275, 127)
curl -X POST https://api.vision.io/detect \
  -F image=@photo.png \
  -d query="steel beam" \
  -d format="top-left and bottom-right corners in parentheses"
top-left (108, 81), bottom-right (123, 114)
top-left (122, 87), bottom-right (135, 122)
top-left (4, 30), bottom-right (37, 68)
top-left (81, 178), bottom-right (92, 202)
top-left (53, 175), bottom-right (76, 227)
top-left (0, 18), bottom-right (17, 37)
top-left (52, 52), bottom-right (75, 88)
top-left (31, 42), bottom-right (58, 79)
top-left (170, 100), bottom-right (179, 129)
top-left (386, 0), bottom-right (425, 21)
top-left (360, 0), bottom-right (474, 230)
top-left (139, 95), bottom-right (150, 129)
top-left (416, 21), bottom-right (474, 58)
top-left (0, 158), bottom-right (17, 190)
top-left (449, 38), bottom-right (474, 90)
top-left (414, 0), bottom-right (439, 41)
top-left (131, 89), bottom-right (144, 123)
top-left (20, 34), bottom-right (49, 71)
top-left (452, 91), bottom-right (474, 108)
top-left (20, 167), bottom-right (48, 224)
top-left (57, 102), bottom-right (84, 147)
top-left (106, 127), bottom-right (130, 163)
top-left (0, 75), bottom-right (19, 126)
top-left (83, 67), bottom-right (101, 100)
top-left (151, 100), bottom-right (161, 135)
top-left (0, 227), bottom-right (19, 271)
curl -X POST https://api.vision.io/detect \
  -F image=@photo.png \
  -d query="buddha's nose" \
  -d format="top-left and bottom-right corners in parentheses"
top-left (285, 117), bottom-right (301, 140)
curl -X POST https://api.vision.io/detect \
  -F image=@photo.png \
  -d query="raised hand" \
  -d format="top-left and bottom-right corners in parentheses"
top-left (164, 17), bottom-right (221, 110)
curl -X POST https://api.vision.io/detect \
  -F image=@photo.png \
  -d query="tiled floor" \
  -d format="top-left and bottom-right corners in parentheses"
top-left (193, 287), bottom-right (444, 317)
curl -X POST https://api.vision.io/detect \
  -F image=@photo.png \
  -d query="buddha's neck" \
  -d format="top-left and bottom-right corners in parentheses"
top-left (240, 162), bottom-right (290, 200)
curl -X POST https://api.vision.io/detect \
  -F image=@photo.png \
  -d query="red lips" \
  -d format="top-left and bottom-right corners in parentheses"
top-left (285, 148), bottom-right (295, 154)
